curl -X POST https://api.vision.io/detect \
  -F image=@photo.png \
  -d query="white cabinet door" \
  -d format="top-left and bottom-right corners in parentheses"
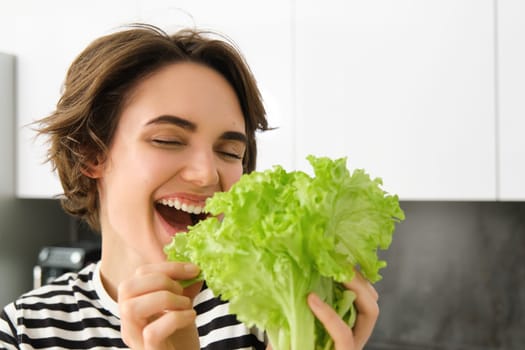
top-left (137, 0), bottom-right (295, 172)
top-left (11, 0), bottom-right (141, 198)
top-left (497, 0), bottom-right (525, 200)
top-left (0, 53), bottom-right (15, 198)
top-left (11, 1), bottom-right (294, 198)
top-left (295, 0), bottom-right (496, 200)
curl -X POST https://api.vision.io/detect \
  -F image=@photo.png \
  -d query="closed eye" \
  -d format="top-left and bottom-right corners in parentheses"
top-left (152, 139), bottom-right (184, 146)
top-left (215, 139), bottom-right (245, 161)
top-left (218, 151), bottom-right (243, 160)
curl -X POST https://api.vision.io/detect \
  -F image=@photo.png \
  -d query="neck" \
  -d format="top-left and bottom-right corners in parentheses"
top-left (98, 235), bottom-right (147, 301)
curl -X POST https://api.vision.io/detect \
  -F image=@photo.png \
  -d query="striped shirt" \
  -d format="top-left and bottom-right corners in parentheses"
top-left (0, 262), bottom-right (266, 350)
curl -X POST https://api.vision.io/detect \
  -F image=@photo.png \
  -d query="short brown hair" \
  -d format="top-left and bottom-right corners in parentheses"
top-left (37, 24), bottom-right (269, 232)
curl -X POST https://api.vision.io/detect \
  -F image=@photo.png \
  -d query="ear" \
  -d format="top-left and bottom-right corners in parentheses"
top-left (80, 157), bottom-right (104, 179)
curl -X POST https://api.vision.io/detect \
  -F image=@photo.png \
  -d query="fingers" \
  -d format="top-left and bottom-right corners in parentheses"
top-left (118, 262), bottom-right (201, 349)
top-left (119, 271), bottom-right (184, 301)
top-left (142, 309), bottom-right (197, 350)
top-left (343, 271), bottom-right (379, 302)
top-left (134, 261), bottom-right (203, 299)
top-left (342, 271), bottom-right (379, 349)
top-left (119, 261), bottom-right (201, 300)
top-left (120, 288), bottom-right (192, 321)
top-left (183, 280), bottom-right (205, 300)
top-left (308, 270), bottom-right (380, 350)
top-left (308, 293), bottom-right (354, 348)
top-left (135, 261), bottom-right (200, 280)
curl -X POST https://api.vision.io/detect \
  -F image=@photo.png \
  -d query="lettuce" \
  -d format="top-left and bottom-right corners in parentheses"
top-left (164, 155), bottom-right (404, 350)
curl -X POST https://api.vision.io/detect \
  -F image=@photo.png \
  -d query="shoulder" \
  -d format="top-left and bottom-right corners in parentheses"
top-left (1, 302), bottom-right (19, 349)
top-left (1, 262), bottom-right (125, 349)
top-left (16, 262), bottom-right (98, 310)
top-left (1, 264), bottom-right (98, 348)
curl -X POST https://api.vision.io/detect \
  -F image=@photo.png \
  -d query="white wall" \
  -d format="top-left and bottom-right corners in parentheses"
top-left (0, 0), bottom-right (295, 198)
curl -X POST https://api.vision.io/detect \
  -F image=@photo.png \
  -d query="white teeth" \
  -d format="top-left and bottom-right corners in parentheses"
top-left (159, 199), bottom-right (204, 215)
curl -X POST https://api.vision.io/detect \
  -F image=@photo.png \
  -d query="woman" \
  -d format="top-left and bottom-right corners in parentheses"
top-left (0, 24), bottom-right (378, 350)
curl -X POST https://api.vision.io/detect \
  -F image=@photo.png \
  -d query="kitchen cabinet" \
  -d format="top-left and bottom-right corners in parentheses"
top-left (8, 0), bottom-right (521, 201)
top-left (497, 0), bottom-right (525, 200)
top-left (294, 0), bottom-right (496, 200)
top-left (10, 0), bottom-right (294, 198)
top-left (11, 0), bottom-right (141, 198)
top-left (0, 53), bottom-right (15, 198)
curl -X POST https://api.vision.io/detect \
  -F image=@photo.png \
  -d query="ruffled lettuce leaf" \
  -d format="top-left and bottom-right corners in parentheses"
top-left (164, 155), bottom-right (404, 350)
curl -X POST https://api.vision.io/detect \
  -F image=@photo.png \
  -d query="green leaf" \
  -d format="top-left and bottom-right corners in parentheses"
top-left (164, 155), bottom-right (404, 350)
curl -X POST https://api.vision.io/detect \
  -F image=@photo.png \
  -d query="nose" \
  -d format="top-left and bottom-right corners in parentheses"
top-left (178, 149), bottom-right (220, 188)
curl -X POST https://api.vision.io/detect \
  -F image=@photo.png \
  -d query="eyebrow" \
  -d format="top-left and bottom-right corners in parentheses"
top-left (145, 115), bottom-right (196, 131)
top-left (145, 114), bottom-right (247, 144)
top-left (221, 131), bottom-right (248, 145)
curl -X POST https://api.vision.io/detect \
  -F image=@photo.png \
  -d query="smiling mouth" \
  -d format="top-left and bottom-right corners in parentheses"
top-left (156, 199), bottom-right (209, 230)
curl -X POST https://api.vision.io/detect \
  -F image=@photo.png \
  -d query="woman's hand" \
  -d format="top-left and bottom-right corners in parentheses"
top-left (307, 271), bottom-right (379, 350)
top-left (118, 262), bottom-right (203, 350)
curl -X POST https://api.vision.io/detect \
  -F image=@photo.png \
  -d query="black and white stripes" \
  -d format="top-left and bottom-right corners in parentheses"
top-left (0, 262), bottom-right (266, 349)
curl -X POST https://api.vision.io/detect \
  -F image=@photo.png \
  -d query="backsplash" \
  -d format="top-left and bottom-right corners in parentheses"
top-left (368, 201), bottom-right (525, 350)
top-left (1, 200), bottom-right (524, 349)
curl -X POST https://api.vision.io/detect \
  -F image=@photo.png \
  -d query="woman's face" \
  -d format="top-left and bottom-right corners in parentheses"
top-left (95, 62), bottom-right (246, 264)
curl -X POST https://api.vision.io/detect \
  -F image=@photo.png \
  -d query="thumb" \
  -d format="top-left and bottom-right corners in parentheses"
top-left (183, 280), bottom-right (204, 300)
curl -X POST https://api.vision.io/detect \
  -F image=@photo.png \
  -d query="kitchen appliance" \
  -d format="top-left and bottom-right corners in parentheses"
top-left (33, 240), bottom-right (101, 288)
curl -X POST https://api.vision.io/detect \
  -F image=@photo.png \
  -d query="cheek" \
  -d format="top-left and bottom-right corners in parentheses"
top-left (222, 165), bottom-right (243, 191)
top-left (105, 146), bottom-right (169, 198)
